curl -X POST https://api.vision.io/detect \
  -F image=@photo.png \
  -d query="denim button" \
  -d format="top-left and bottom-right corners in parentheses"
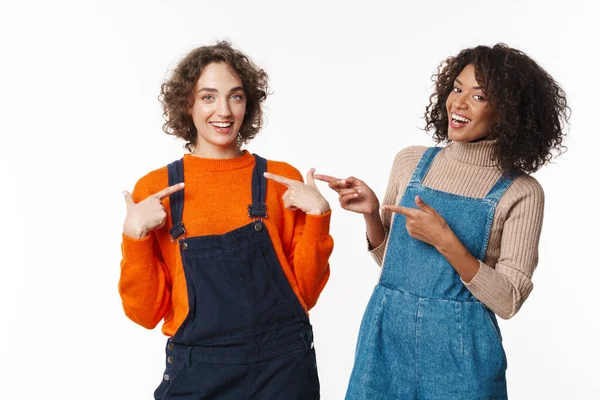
top-left (180, 241), bottom-right (188, 251)
top-left (254, 221), bottom-right (263, 232)
top-left (167, 356), bottom-right (174, 364)
top-left (167, 342), bottom-right (175, 351)
top-left (164, 374), bottom-right (170, 382)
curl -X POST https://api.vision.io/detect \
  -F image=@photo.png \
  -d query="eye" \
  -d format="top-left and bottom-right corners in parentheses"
top-left (231, 94), bottom-right (244, 101)
top-left (473, 95), bottom-right (486, 102)
top-left (452, 87), bottom-right (461, 93)
top-left (201, 95), bottom-right (214, 101)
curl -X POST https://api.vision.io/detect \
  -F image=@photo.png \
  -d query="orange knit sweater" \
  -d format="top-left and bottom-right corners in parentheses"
top-left (119, 151), bottom-right (334, 337)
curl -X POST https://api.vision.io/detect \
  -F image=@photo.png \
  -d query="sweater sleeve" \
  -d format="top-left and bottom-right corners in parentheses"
top-left (283, 168), bottom-right (334, 311)
top-left (369, 146), bottom-right (427, 265)
top-left (118, 175), bottom-right (172, 329)
top-left (463, 176), bottom-right (544, 319)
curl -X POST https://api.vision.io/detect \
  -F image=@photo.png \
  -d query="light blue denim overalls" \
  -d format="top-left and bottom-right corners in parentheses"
top-left (346, 147), bottom-right (515, 399)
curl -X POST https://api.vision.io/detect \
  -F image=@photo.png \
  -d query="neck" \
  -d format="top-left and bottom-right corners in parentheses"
top-left (191, 144), bottom-right (243, 159)
top-left (445, 139), bottom-right (499, 168)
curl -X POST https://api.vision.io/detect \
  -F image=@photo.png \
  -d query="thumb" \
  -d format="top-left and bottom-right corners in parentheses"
top-left (415, 196), bottom-right (435, 214)
top-left (306, 168), bottom-right (317, 188)
top-left (123, 191), bottom-right (135, 208)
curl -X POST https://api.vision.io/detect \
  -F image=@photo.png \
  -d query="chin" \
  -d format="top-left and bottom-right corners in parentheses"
top-left (449, 130), bottom-right (485, 143)
top-left (207, 135), bottom-right (237, 147)
top-left (448, 130), bottom-right (465, 142)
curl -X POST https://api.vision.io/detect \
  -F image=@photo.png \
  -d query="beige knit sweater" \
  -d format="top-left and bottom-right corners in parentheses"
top-left (371, 140), bottom-right (544, 319)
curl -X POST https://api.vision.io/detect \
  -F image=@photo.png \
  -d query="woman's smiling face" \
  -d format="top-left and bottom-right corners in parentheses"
top-left (446, 64), bottom-right (494, 142)
top-left (189, 62), bottom-right (247, 155)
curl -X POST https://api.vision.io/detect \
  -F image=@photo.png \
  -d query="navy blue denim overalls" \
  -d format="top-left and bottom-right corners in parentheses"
top-left (346, 147), bottom-right (515, 400)
top-left (154, 155), bottom-right (320, 400)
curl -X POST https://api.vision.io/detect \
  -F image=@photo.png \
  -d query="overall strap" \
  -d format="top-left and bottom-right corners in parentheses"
top-left (409, 147), bottom-right (442, 185)
top-left (484, 170), bottom-right (518, 203)
top-left (248, 154), bottom-right (268, 218)
top-left (167, 158), bottom-right (186, 242)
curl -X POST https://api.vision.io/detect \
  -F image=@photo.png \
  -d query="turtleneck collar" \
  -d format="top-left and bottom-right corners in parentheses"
top-left (443, 140), bottom-right (500, 168)
top-left (183, 150), bottom-right (255, 171)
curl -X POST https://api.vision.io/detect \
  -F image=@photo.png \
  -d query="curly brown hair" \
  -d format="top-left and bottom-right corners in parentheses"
top-left (424, 43), bottom-right (570, 173)
top-left (159, 41), bottom-right (269, 152)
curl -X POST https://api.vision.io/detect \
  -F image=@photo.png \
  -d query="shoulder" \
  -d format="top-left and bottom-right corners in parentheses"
top-left (265, 159), bottom-right (304, 182)
top-left (499, 172), bottom-right (545, 216)
top-left (509, 173), bottom-right (545, 203)
top-left (390, 145), bottom-right (430, 175)
top-left (131, 165), bottom-right (169, 202)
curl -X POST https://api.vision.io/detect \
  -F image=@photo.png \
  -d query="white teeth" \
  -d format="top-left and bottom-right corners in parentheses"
top-left (211, 122), bottom-right (232, 128)
top-left (451, 113), bottom-right (471, 123)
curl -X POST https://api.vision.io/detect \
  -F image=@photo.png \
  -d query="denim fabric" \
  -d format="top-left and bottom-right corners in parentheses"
top-left (346, 148), bottom-right (514, 400)
top-left (154, 330), bottom-right (319, 400)
top-left (154, 155), bottom-right (319, 399)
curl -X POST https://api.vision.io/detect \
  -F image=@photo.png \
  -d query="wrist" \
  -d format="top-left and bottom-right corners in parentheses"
top-left (123, 220), bottom-right (148, 240)
top-left (434, 226), bottom-right (459, 255)
top-left (364, 207), bottom-right (381, 222)
top-left (306, 200), bottom-right (330, 216)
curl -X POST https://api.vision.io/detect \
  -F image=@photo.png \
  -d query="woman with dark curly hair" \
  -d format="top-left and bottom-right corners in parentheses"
top-left (316, 43), bottom-right (569, 399)
top-left (119, 41), bottom-right (332, 399)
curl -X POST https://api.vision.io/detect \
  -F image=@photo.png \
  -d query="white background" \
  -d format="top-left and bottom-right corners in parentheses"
top-left (1, 0), bottom-right (598, 399)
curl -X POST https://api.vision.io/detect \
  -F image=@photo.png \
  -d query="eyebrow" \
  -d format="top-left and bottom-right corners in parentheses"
top-left (454, 78), bottom-right (484, 91)
top-left (197, 86), bottom-right (245, 93)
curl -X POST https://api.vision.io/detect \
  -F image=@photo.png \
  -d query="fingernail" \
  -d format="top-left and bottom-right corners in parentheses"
top-left (357, 189), bottom-right (362, 194)
top-left (180, 183), bottom-right (185, 187)
top-left (340, 180), bottom-right (346, 184)
top-left (122, 191), bottom-right (127, 196)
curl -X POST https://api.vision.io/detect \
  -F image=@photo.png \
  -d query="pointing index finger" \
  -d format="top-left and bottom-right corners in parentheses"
top-left (313, 174), bottom-right (339, 183)
top-left (381, 204), bottom-right (416, 217)
top-left (153, 182), bottom-right (185, 199)
top-left (263, 172), bottom-right (296, 187)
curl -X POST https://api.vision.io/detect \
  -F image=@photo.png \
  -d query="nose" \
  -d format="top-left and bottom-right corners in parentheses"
top-left (216, 98), bottom-right (232, 117)
top-left (452, 92), bottom-right (468, 110)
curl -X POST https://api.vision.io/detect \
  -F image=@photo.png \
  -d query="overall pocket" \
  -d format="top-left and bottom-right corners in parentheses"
top-left (153, 360), bottom-right (186, 400)
top-left (480, 304), bottom-right (508, 371)
top-left (483, 306), bottom-right (503, 342)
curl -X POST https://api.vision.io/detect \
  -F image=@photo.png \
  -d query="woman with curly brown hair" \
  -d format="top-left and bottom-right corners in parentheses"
top-left (316, 43), bottom-right (569, 399)
top-left (119, 41), bottom-right (332, 399)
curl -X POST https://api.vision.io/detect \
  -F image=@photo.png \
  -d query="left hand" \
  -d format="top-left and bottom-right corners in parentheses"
top-left (264, 168), bottom-right (330, 215)
top-left (382, 195), bottom-right (451, 249)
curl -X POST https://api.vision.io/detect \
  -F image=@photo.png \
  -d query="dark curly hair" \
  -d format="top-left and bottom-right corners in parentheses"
top-left (424, 43), bottom-right (570, 173)
top-left (159, 41), bottom-right (269, 152)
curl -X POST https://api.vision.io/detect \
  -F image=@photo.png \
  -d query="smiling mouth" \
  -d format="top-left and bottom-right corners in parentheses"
top-left (210, 122), bottom-right (233, 128)
top-left (451, 112), bottom-right (471, 125)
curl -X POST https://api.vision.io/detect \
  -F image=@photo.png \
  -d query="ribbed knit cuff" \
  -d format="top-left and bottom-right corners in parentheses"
top-left (303, 210), bottom-right (332, 239)
top-left (368, 232), bottom-right (388, 266)
top-left (121, 233), bottom-right (156, 266)
top-left (462, 259), bottom-right (493, 287)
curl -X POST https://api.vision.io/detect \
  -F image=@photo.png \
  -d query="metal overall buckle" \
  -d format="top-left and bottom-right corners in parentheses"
top-left (247, 203), bottom-right (267, 232)
top-left (169, 221), bottom-right (188, 250)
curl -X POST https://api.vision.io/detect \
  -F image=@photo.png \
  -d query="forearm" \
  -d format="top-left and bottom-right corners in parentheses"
top-left (463, 261), bottom-right (532, 319)
top-left (364, 211), bottom-right (386, 250)
top-left (435, 228), bottom-right (480, 283)
top-left (435, 229), bottom-right (534, 319)
top-left (119, 234), bottom-right (171, 328)
top-left (292, 212), bottom-right (334, 311)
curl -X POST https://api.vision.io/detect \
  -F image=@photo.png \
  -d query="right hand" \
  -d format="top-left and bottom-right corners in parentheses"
top-left (122, 183), bottom-right (185, 239)
top-left (264, 168), bottom-right (330, 215)
top-left (314, 174), bottom-right (379, 216)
